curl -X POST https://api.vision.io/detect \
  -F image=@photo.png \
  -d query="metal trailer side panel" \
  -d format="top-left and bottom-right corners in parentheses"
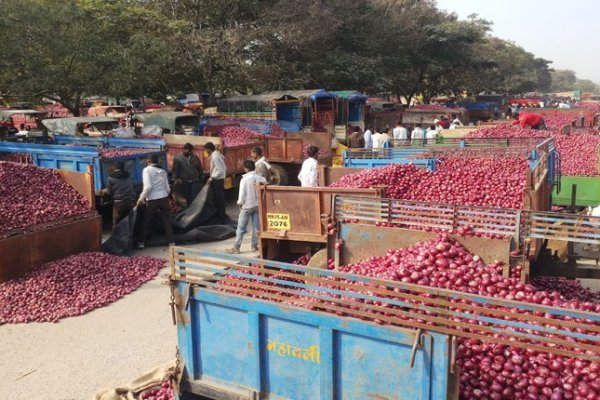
top-left (176, 284), bottom-right (451, 400)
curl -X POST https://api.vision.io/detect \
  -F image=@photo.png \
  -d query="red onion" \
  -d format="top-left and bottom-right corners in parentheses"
top-left (100, 148), bottom-right (151, 159)
top-left (331, 158), bottom-right (528, 209)
top-left (220, 233), bottom-right (600, 400)
top-left (140, 380), bottom-right (175, 400)
top-left (220, 126), bottom-right (264, 147)
top-left (0, 252), bottom-right (165, 323)
top-left (0, 161), bottom-right (90, 236)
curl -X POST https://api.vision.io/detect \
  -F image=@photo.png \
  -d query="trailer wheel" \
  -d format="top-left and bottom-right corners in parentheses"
top-left (270, 164), bottom-right (289, 186)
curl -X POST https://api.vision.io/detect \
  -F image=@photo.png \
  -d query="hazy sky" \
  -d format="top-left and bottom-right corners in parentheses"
top-left (436, 0), bottom-right (599, 82)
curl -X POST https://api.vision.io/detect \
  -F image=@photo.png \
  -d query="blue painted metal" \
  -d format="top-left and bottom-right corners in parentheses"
top-left (176, 284), bottom-right (449, 400)
top-left (342, 149), bottom-right (437, 171)
top-left (172, 249), bottom-right (600, 399)
top-left (54, 135), bottom-right (165, 149)
top-left (0, 141), bottom-right (166, 192)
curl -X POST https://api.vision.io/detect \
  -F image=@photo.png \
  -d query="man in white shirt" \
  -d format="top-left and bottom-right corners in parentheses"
top-left (298, 145), bottom-right (319, 187)
top-left (392, 121), bottom-right (408, 142)
top-left (363, 127), bottom-right (373, 149)
top-left (203, 142), bottom-right (227, 223)
top-left (227, 160), bottom-right (267, 254)
top-left (411, 124), bottom-right (425, 141)
top-left (450, 113), bottom-right (463, 127)
top-left (137, 154), bottom-right (174, 248)
top-left (371, 129), bottom-right (383, 149)
top-left (426, 124), bottom-right (438, 141)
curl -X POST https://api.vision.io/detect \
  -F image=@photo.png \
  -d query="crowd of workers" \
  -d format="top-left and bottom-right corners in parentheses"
top-left (347, 113), bottom-right (465, 149)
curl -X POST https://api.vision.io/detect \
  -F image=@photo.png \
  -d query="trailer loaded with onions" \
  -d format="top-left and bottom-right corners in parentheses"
top-left (170, 245), bottom-right (600, 400)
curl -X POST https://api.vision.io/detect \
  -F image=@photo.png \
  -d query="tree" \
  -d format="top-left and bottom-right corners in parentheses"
top-left (463, 37), bottom-right (552, 95)
top-left (573, 79), bottom-right (599, 94)
top-left (551, 70), bottom-right (577, 92)
top-left (0, 0), bottom-right (172, 115)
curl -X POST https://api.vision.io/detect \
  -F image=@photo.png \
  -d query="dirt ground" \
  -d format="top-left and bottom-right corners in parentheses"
top-left (0, 201), bottom-right (249, 400)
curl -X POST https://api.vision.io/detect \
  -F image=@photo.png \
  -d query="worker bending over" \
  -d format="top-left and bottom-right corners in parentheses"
top-left (513, 112), bottom-right (547, 130)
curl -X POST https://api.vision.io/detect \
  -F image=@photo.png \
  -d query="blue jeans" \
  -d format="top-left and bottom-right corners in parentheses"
top-left (234, 206), bottom-right (259, 249)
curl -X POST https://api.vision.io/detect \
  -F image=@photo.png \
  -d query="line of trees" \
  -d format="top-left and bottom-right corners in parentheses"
top-left (0, 0), bottom-right (559, 115)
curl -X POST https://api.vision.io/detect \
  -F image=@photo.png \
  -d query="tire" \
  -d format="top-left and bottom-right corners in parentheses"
top-left (270, 164), bottom-right (289, 186)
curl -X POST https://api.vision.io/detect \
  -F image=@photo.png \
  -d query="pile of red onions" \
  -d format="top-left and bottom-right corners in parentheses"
top-left (0, 161), bottom-right (90, 235)
top-left (555, 131), bottom-right (600, 176)
top-left (331, 158), bottom-right (528, 209)
top-left (0, 152), bottom-right (32, 164)
top-left (530, 276), bottom-right (600, 304)
top-left (468, 125), bottom-right (600, 176)
top-left (294, 235), bottom-right (599, 399)
top-left (220, 126), bottom-right (264, 147)
top-left (100, 148), bottom-right (151, 159)
top-left (0, 252), bottom-right (165, 323)
top-left (140, 381), bottom-right (174, 400)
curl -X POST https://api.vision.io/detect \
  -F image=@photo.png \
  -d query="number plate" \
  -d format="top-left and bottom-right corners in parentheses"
top-left (266, 213), bottom-right (291, 230)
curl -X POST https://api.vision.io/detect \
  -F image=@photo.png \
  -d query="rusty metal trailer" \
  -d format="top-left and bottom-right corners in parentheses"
top-left (164, 132), bottom-right (332, 188)
top-left (332, 195), bottom-right (600, 281)
top-left (170, 248), bottom-right (600, 400)
top-left (257, 185), bottom-right (385, 262)
top-left (0, 168), bottom-right (101, 282)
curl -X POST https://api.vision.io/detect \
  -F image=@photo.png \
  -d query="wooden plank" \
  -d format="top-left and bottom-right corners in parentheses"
top-left (56, 167), bottom-right (96, 209)
top-left (0, 214), bottom-right (102, 282)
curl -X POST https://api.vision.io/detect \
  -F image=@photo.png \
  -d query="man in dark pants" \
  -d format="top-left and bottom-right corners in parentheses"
top-left (102, 161), bottom-right (136, 230)
top-left (172, 142), bottom-right (203, 207)
top-left (137, 155), bottom-right (174, 248)
top-left (203, 142), bottom-right (227, 223)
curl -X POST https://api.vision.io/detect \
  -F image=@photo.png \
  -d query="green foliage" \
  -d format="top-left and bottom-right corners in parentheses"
top-left (0, 0), bottom-right (588, 108)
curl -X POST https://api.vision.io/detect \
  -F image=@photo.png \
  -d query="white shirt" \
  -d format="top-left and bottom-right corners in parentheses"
top-left (411, 128), bottom-right (424, 140)
top-left (237, 171), bottom-right (266, 209)
top-left (372, 132), bottom-right (383, 149)
top-left (364, 129), bottom-right (373, 148)
top-left (255, 156), bottom-right (271, 171)
top-left (139, 164), bottom-right (170, 201)
top-left (451, 118), bottom-right (463, 127)
top-left (426, 129), bottom-right (438, 139)
top-left (392, 126), bottom-right (408, 140)
top-left (210, 151), bottom-right (226, 179)
top-left (298, 157), bottom-right (319, 187)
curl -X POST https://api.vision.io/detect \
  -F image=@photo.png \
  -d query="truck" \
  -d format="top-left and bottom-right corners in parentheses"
top-left (0, 141), bottom-right (167, 194)
top-left (42, 116), bottom-right (120, 137)
top-left (170, 247), bottom-right (599, 400)
top-left (0, 109), bottom-right (48, 142)
top-left (164, 131), bottom-right (333, 188)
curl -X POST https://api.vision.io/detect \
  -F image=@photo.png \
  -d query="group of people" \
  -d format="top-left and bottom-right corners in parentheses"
top-left (102, 139), bottom-right (316, 253)
top-left (346, 114), bottom-right (464, 149)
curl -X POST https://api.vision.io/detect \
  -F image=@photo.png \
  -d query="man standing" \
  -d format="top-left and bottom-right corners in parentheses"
top-left (363, 126), bottom-right (373, 149)
top-left (102, 161), bottom-right (136, 230)
top-left (227, 160), bottom-right (267, 254)
top-left (392, 121), bottom-right (408, 143)
top-left (371, 129), bottom-right (384, 149)
top-left (347, 127), bottom-right (364, 148)
top-left (172, 143), bottom-right (203, 207)
top-left (203, 142), bottom-right (227, 223)
top-left (251, 146), bottom-right (271, 182)
top-left (298, 145), bottom-right (319, 187)
top-left (137, 155), bottom-right (174, 248)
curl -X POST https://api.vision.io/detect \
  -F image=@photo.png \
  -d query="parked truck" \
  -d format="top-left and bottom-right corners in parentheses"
top-left (0, 141), bottom-right (167, 194)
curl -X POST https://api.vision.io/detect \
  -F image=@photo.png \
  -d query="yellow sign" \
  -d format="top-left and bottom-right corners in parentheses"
top-left (266, 340), bottom-right (320, 363)
top-left (266, 213), bottom-right (291, 230)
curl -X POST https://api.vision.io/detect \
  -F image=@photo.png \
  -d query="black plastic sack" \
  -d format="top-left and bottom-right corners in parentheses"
top-left (172, 183), bottom-right (233, 230)
top-left (101, 207), bottom-right (139, 255)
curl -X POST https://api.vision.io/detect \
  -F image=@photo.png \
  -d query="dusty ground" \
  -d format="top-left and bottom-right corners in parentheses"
top-left (0, 200), bottom-right (250, 400)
